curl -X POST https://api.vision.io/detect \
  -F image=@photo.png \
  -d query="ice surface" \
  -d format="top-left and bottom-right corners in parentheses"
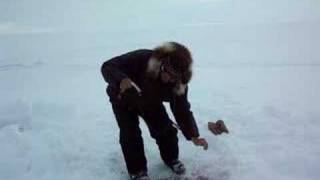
top-left (1, 64), bottom-right (319, 180)
top-left (0, 0), bottom-right (319, 180)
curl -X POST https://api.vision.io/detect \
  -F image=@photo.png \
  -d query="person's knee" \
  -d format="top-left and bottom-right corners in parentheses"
top-left (119, 127), bottom-right (142, 144)
top-left (164, 125), bottom-right (178, 137)
top-left (151, 123), bottom-right (178, 139)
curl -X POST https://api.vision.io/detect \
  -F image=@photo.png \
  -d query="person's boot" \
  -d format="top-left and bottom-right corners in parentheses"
top-left (167, 159), bottom-right (186, 175)
top-left (129, 170), bottom-right (150, 180)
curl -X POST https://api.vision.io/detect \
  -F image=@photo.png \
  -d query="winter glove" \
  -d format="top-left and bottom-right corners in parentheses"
top-left (118, 78), bottom-right (142, 99)
top-left (208, 120), bottom-right (229, 135)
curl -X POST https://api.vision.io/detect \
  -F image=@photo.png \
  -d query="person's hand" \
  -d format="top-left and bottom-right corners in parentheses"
top-left (191, 137), bottom-right (208, 150)
top-left (118, 78), bottom-right (133, 98)
top-left (208, 120), bottom-right (229, 135)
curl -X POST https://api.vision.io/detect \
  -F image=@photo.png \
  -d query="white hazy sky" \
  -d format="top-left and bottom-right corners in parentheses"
top-left (0, 0), bottom-right (319, 65)
top-left (0, 0), bottom-right (319, 34)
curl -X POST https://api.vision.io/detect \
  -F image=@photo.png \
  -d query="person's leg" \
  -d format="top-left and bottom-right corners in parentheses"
top-left (141, 104), bottom-right (179, 165)
top-left (111, 103), bottom-right (147, 175)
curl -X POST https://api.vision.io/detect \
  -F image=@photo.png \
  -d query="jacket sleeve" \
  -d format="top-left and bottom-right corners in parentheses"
top-left (101, 55), bottom-right (129, 88)
top-left (170, 87), bottom-right (199, 140)
top-left (101, 50), bottom-right (151, 88)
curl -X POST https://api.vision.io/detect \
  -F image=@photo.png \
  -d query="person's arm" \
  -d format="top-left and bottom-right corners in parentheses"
top-left (169, 86), bottom-right (199, 140)
top-left (170, 86), bottom-right (208, 150)
top-left (101, 55), bottom-right (130, 88)
top-left (101, 50), bottom-right (152, 89)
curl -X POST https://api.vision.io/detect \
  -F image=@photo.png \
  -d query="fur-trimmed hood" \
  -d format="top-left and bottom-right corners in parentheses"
top-left (146, 42), bottom-right (193, 96)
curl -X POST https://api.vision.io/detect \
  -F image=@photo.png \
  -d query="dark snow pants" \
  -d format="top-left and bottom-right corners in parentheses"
top-left (111, 102), bottom-right (179, 175)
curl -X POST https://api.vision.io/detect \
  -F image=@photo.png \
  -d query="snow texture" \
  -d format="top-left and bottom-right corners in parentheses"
top-left (0, 0), bottom-right (320, 179)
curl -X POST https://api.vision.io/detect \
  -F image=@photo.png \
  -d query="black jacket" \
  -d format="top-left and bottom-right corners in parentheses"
top-left (101, 49), bottom-right (199, 140)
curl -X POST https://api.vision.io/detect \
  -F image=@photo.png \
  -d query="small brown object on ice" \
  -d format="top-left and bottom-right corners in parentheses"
top-left (208, 120), bottom-right (229, 135)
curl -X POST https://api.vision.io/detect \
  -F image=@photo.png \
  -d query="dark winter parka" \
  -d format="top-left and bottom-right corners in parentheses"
top-left (101, 43), bottom-right (199, 140)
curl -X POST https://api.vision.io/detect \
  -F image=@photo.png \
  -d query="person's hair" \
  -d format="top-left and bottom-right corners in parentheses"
top-left (153, 42), bottom-right (192, 84)
top-left (147, 42), bottom-right (193, 95)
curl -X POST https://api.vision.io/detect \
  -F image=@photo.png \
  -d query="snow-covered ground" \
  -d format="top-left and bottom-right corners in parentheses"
top-left (1, 0), bottom-right (320, 180)
top-left (1, 62), bottom-right (319, 180)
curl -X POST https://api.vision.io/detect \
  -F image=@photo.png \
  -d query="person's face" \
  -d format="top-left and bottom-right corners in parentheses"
top-left (160, 63), bottom-right (180, 83)
top-left (160, 71), bottom-right (176, 83)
